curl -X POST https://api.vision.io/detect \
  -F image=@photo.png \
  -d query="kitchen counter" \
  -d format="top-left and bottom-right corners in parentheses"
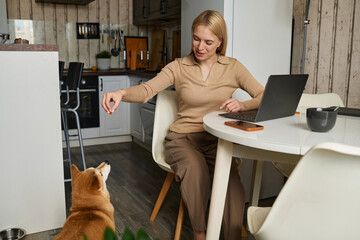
top-left (0, 44), bottom-right (159, 78)
top-left (68, 68), bottom-right (159, 78)
top-left (0, 44), bottom-right (158, 78)
top-left (0, 44), bottom-right (58, 51)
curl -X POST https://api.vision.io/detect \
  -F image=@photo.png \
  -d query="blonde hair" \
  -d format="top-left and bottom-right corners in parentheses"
top-left (191, 10), bottom-right (228, 55)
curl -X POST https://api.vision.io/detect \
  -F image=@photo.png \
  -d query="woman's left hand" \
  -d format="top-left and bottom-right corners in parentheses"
top-left (220, 98), bottom-right (246, 112)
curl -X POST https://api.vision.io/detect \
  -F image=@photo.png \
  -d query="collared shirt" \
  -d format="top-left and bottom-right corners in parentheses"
top-left (123, 54), bottom-right (264, 133)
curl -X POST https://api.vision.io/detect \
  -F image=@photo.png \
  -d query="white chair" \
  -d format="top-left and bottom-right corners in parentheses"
top-left (150, 90), bottom-right (248, 239)
top-left (149, 90), bottom-right (185, 240)
top-left (248, 142), bottom-right (360, 240)
top-left (296, 93), bottom-right (344, 113)
top-left (273, 93), bottom-right (344, 177)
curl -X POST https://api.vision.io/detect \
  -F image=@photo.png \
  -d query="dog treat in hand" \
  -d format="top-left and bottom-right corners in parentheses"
top-left (110, 112), bottom-right (112, 116)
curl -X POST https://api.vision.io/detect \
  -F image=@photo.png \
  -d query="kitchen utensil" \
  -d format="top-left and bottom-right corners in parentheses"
top-left (0, 33), bottom-right (9, 44)
top-left (111, 30), bottom-right (120, 57)
top-left (306, 107), bottom-right (337, 132)
top-left (119, 30), bottom-right (124, 51)
top-left (101, 24), bottom-right (104, 43)
top-left (0, 228), bottom-right (26, 240)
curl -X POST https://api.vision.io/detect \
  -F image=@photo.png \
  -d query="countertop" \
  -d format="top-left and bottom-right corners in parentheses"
top-left (68, 68), bottom-right (159, 78)
top-left (0, 44), bottom-right (159, 78)
top-left (0, 44), bottom-right (58, 51)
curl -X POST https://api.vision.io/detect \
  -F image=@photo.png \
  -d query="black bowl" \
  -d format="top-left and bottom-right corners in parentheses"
top-left (306, 108), bottom-right (337, 132)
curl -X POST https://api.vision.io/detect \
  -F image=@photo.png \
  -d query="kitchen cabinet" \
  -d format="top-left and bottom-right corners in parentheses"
top-left (129, 76), bottom-right (144, 141)
top-left (99, 76), bottom-right (130, 137)
top-left (133, 0), bottom-right (181, 25)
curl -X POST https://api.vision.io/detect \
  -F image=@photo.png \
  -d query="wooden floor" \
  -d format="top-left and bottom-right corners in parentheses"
top-left (23, 142), bottom-right (275, 240)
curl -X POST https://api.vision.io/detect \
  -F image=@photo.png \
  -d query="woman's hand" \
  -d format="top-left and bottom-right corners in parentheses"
top-left (220, 98), bottom-right (246, 112)
top-left (101, 89), bottom-right (125, 114)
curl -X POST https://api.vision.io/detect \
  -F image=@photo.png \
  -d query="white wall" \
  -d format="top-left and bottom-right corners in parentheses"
top-left (233, 0), bottom-right (293, 87)
top-left (181, 0), bottom-right (224, 57)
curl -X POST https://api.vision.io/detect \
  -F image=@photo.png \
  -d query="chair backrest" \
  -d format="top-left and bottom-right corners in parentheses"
top-left (255, 142), bottom-right (360, 240)
top-left (66, 62), bottom-right (84, 90)
top-left (152, 90), bottom-right (178, 172)
top-left (296, 93), bottom-right (344, 113)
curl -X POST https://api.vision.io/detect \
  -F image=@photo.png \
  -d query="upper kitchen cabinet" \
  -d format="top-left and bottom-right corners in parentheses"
top-left (133, 0), bottom-right (181, 25)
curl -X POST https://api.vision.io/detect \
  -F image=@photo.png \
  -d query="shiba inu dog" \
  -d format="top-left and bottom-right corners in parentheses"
top-left (54, 161), bottom-right (115, 240)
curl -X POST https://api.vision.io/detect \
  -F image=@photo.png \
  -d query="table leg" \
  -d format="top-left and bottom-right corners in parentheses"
top-left (249, 160), bottom-right (264, 206)
top-left (206, 138), bottom-right (233, 240)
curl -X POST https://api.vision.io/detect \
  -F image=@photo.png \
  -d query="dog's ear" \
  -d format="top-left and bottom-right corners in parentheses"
top-left (71, 164), bottom-right (80, 180)
top-left (90, 173), bottom-right (103, 191)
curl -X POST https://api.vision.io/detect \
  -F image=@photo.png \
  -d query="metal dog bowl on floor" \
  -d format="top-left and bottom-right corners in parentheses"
top-left (0, 228), bottom-right (26, 240)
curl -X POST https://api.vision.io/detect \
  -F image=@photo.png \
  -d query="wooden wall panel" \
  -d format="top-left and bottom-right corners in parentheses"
top-left (303, 0), bottom-right (321, 93)
top-left (119, 0), bottom-right (128, 68)
top-left (5, 0), bottom-right (151, 70)
top-left (20, 0), bottom-right (32, 19)
top-left (31, 0), bottom-right (44, 21)
top-left (119, 0), bottom-right (129, 24)
top-left (6, 0), bottom-right (19, 19)
top-left (110, 0), bottom-right (120, 67)
top-left (347, 0), bottom-right (360, 108)
top-left (292, 0), bottom-right (360, 107)
top-left (291, 0), bottom-right (305, 74)
top-left (99, 0), bottom-right (109, 52)
top-left (78, 4), bottom-right (91, 68)
top-left (66, 5), bottom-right (79, 63)
top-left (89, 0), bottom-right (100, 67)
top-left (44, 3), bottom-right (56, 44)
top-left (33, 20), bottom-right (45, 44)
top-left (332, 0), bottom-right (354, 106)
top-left (316, 0), bottom-right (336, 94)
top-left (128, 0), bottom-right (137, 35)
top-left (56, 4), bottom-right (67, 63)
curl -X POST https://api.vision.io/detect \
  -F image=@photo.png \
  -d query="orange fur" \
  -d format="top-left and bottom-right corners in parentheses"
top-left (54, 162), bottom-right (115, 240)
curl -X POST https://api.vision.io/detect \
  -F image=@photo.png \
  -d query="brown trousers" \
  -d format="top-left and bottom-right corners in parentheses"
top-left (165, 131), bottom-right (245, 240)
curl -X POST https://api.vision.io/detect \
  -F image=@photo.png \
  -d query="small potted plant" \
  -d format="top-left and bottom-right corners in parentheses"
top-left (96, 50), bottom-right (111, 71)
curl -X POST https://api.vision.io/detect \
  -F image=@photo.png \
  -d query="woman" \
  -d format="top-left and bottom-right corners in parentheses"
top-left (102, 10), bottom-right (264, 240)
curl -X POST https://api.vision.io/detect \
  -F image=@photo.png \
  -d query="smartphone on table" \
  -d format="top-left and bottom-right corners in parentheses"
top-left (224, 120), bottom-right (264, 131)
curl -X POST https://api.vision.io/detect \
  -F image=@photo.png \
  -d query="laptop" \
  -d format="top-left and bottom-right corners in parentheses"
top-left (219, 74), bottom-right (309, 122)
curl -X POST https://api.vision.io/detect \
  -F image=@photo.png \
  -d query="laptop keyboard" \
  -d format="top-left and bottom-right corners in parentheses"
top-left (219, 110), bottom-right (258, 121)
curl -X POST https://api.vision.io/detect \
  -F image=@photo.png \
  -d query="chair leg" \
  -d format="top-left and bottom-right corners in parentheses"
top-left (174, 198), bottom-right (185, 240)
top-left (62, 111), bottom-right (72, 182)
top-left (150, 172), bottom-right (175, 222)
top-left (72, 110), bottom-right (86, 170)
top-left (241, 224), bottom-right (248, 238)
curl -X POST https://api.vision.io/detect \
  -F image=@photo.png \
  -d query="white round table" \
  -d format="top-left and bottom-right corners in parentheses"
top-left (203, 110), bottom-right (360, 240)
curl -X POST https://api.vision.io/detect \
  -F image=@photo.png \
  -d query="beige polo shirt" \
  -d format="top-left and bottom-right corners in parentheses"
top-left (123, 54), bottom-right (264, 133)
